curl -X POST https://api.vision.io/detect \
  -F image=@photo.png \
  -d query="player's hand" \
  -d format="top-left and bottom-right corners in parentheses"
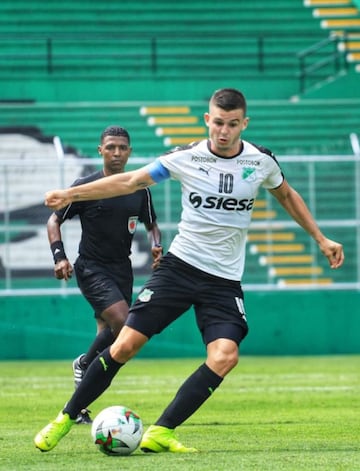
top-left (45, 189), bottom-right (72, 210)
top-left (54, 259), bottom-right (73, 281)
top-left (151, 245), bottom-right (163, 269)
top-left (318, 238), bottom-right (344, 269)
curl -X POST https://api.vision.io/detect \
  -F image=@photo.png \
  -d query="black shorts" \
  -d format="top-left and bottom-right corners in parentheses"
top-left (126, 252), bottom-right (248, 345)
top-left (74, 255), bottom-right (133, 318)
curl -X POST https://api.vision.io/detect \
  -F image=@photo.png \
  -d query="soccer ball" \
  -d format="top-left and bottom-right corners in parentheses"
top-left (91, 405), bottom-right (143, 456)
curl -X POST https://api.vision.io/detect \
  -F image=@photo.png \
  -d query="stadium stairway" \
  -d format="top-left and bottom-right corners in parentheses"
top-left (304, 0), bottom-right (360, 71)
top-left (243, 198), bottom-right (332, 286)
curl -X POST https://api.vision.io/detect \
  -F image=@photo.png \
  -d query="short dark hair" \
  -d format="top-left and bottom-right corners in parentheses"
top-left (210, 88), bottom-right (247, 114)
top-left (100, 125), bottom-right (131, 144)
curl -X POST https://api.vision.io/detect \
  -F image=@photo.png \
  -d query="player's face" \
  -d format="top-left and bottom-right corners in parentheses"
top-left (98, 135), bottom-right (132, 175)
top-left (204, 104), bottom-right (249, 157)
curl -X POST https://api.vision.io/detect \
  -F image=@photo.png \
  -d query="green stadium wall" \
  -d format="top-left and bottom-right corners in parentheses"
top-left (4, 65), bottom-right (359, 102)
top-left (3, 76), bottom-right (299, 102)
top-left (1, 290), bottom-right (359, 360)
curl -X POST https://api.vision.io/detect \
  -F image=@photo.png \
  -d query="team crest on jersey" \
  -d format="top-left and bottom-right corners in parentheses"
top-left (138, 288), bottom-right (154, 302)
top-left (128, 216), bottom-right (138, 234)
top-left (242, 167), bottom-right (256, 180)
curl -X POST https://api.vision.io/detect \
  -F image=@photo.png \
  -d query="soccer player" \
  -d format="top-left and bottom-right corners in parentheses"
top-left (47, 125), bottom-right (162, 424)
top-left (35, 88), bottom-right (344, 453)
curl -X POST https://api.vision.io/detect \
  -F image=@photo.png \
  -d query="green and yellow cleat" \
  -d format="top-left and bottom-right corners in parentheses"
top-left (140, 425), bottom-right (198, 453)
top-left (34, 411), bottom-right (75, 452)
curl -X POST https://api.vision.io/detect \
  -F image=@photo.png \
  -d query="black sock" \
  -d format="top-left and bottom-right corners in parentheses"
top-left (155, 363), bottom-right (223, 429)
top-left (64, 347), bottom-right (123, 419)
top-left (81, 327), bottom-right (115, 368)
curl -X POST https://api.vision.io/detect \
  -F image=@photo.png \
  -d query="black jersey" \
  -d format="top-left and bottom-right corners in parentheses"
top-left (56, 170), bottom-right (157, 263)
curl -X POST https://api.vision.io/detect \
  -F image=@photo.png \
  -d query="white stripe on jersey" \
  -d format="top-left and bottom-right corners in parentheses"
top-left (158, 139), bottom-right (284, 281)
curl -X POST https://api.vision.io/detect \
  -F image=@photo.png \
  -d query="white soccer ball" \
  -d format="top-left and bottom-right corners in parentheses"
top-left (91, 405), bottom-right (143, 456)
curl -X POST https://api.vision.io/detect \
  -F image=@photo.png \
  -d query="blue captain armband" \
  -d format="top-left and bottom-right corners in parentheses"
top-left (145, 160), bottom-right (170, 183)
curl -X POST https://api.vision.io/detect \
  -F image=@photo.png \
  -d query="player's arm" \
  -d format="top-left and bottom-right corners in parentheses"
top-left (47, 213), bottom-right (73, 281)
top-left (269, 179), bottom-right (344, 269)
top-left (45, 162), bottom-right (169, 211)
top-left (45, 168), bottom-right (152, 210)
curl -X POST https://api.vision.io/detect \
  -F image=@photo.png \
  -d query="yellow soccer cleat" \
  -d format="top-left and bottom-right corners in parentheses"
top-left (34, 411), bottom-right (75, 452)
top-left (140, 425), bottom-right (198, 453)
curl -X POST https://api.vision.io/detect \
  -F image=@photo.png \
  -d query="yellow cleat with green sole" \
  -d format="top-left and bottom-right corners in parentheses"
top-left (34, 411), bottom-right (75, 452)
top-left (140, 425), bottom-right (198, 453)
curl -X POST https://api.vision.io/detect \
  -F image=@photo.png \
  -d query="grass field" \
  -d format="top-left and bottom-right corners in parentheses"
top-left (0, 356), bottom-right (359, 471)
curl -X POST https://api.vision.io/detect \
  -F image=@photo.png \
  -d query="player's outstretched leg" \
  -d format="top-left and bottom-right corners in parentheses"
top-left (34, 347), bottom-right (124, 452)
top-left (140, 425), bottom-right (198, 453)
top-left (140, 363), bottom-right (224, 453)
top-left (34, 411), bottom-right (75, 452)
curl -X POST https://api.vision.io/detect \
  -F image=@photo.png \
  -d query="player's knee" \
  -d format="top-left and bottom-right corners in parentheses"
top-left (110, 319), bottom-right (126, 337)
top-left (209, 347), bottom-right (239, 376)
top-left (110, 340), bottom-right (135, 363)
top-left (110, 326), bottom-right (148, 363)
top-left (224, 350), bottom-right (239, 371)
top-left (110, 331), bottom-right (145, 363)
top-left (103, 311), bottom-right (128, 336)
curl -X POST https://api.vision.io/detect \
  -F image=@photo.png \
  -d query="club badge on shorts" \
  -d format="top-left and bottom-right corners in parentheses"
top-left (138, 289), bottom-right (154, 302)
top-left (128, 216), bottom-right (138, 234)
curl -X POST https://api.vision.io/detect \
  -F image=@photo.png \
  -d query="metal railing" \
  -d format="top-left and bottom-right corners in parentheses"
top-left (297, 33), bottom-right (349, 94)
top-left (0, 32), bottom-right (327, 81)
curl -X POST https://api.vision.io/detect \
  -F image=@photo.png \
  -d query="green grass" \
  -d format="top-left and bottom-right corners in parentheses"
top-left (0, 356), bottom-right (359, 470)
